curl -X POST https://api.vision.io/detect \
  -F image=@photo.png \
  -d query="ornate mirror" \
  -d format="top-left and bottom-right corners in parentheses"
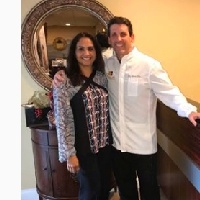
top-left (21, 0), bottom-right (114, 91)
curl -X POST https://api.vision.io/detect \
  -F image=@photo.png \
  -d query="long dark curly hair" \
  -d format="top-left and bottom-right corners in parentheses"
top-left (66, 32), bottom-right (105, 86)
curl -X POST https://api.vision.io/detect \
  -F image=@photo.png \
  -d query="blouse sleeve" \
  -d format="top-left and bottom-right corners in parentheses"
top-left (53, 81), bottom-right (76, 163)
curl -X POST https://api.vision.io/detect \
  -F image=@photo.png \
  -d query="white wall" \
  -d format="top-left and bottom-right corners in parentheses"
top-left (21, 0), bottom-right (200, 190)
top-left (21, 0), bottom-right (45, 190)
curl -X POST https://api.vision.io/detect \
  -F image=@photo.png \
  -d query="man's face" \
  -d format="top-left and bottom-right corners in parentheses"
top-left (108, 24), bottom-right (134, 60)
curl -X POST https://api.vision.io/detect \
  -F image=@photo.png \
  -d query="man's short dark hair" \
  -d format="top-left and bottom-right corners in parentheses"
top-left (107, 16), bottom-right (133, 37)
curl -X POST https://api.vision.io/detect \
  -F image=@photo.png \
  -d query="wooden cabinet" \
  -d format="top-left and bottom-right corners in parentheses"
top-left (31, 126), bottom-right (79, 200)
top-left (30, 126), bottom-right (117, 200)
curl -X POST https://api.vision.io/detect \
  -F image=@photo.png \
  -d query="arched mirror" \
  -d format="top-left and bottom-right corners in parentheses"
top-left (21, 0), bottom-right (114, 91)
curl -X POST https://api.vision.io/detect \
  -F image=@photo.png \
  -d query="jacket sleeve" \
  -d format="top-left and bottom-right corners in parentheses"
top-left (53, 81), bottom-right (76, 163)
top-left (150, 61), bottom-right (197, 118)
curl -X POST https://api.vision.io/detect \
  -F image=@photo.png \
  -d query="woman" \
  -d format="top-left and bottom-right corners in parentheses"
top-left (53, 32), bottom-right (113, 200)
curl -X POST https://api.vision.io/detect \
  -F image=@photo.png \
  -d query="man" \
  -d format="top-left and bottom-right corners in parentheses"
top-left (53, 16), bottom-right (200, 200)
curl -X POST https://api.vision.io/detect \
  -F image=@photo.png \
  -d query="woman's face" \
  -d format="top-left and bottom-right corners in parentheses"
top-left (75, 37), bottom-right (96, 69)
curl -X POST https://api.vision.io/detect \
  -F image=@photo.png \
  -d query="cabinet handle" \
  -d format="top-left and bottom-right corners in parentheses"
top-left (43, 167), bottom-right (47, 171)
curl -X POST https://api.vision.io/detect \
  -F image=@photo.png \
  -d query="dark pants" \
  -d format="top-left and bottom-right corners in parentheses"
top-left (77, 145), bottom-right (112, 200)
top-left (111, 146), bottom-right (160, 200)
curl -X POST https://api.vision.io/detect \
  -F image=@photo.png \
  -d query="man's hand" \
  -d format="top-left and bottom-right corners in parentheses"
top-left (188, 111), bottom-right (200, 127)
top-left (52, 70), bottom-right (66, 88)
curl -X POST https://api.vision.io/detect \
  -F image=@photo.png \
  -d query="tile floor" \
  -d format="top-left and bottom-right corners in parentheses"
top-left (109, 188), bottom-right (168, 200)
top-left (21, 187), bottom-right (168, 200)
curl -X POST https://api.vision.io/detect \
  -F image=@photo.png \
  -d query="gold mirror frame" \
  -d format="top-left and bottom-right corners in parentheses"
top-left (21, 0), bottom-right (114, 91)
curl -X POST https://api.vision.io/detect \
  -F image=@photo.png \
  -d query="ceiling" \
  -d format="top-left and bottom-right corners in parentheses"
top-left (44, 7), bottom-right (104, 27)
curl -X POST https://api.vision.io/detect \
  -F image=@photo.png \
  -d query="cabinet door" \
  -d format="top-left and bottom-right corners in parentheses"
top-left (32, 142), bottom-right (53, 196)
top-left (49, 147), bottom-right (79, 199)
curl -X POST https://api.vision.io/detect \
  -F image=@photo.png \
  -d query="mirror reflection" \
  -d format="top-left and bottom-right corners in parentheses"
top-left (33, 7), bottom-right (107, 78)
top-left (21, 0), bottom-right (114, 90)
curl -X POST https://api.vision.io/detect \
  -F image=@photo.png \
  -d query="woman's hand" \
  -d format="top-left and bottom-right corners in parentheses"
top-left (52, 70), bottom-right (66, 88)
top-left (67, 155), bottom-right (80, 174)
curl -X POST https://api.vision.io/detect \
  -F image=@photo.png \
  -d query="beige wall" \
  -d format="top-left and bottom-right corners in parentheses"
top-left (21, 0), bottom-right (200, 190)
top-left (47, 26), bottom-right (96, 45)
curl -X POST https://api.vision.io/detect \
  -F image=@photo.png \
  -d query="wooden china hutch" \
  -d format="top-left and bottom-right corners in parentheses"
top-left (30, 125), bottom-right (116, 200)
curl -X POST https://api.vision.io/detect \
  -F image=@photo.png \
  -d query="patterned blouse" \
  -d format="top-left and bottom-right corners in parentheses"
top-left (53, 70), bottom-right (110, 163)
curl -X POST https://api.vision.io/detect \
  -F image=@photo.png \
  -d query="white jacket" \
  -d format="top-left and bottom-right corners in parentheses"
top-left (105, 47), bottom-right (197, 155)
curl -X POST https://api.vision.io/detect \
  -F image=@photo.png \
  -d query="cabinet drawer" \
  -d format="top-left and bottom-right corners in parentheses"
top-left (48, 131), bottom-right (58, 146)
top-left (31, 128), bottom-right (49, 145)
top-left (31, 126), bottom-right (58, 146)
